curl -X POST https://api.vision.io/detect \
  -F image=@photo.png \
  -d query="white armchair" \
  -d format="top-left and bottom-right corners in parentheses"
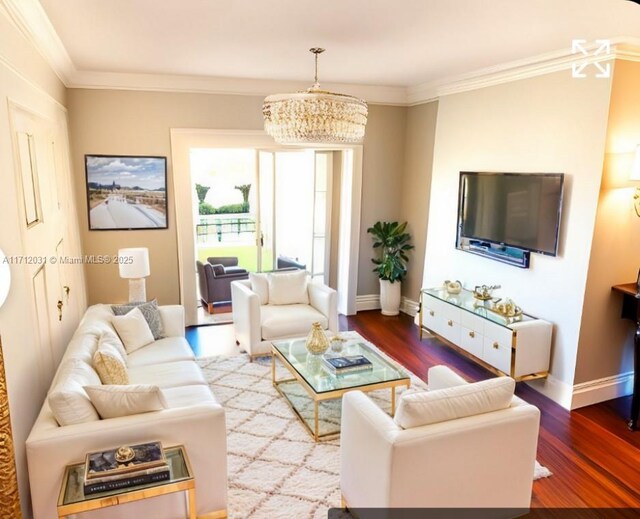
top-left (341, 365), bottom-right (540, 510)
top-left (231, 276), bottom-right (338, 358)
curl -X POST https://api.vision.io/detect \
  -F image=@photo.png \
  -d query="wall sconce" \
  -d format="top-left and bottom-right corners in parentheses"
top-left (118, 247), bottom-right (150, 302)
top-left (631, 145), bottom-right (640, 217)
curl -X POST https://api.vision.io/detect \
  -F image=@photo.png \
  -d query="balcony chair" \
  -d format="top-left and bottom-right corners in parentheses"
top-left (341, 365), bottom-right (540, 512)
top-left (197, 260), bottom-right (249, 313)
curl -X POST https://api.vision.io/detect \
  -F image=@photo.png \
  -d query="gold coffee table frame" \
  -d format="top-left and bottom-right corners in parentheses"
top-left (271, 342), bottom-right (410, 441)
top-left (56, 445), bottom-right (225, 519)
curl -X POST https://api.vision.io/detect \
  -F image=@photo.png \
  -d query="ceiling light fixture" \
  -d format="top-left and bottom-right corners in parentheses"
top-left (263, 48), bottom-right (368, 145)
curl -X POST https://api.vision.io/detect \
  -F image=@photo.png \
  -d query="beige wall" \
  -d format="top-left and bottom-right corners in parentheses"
top-left (421, 70), bottom-right (612, 407)
top-left (400, 101), bottom-right (439, 301)
top-left (0, 5), bottom-right (82, 516)
top-left (357, 105), bottom-right (407, 295)
top-left (574, 59), bottom-right (640, 386)
top-left (68, 89), bottom-right (407, 303)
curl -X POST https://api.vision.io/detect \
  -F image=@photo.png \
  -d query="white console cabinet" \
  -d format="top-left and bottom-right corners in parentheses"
top-left (419, 287), bottom-right (552, 381)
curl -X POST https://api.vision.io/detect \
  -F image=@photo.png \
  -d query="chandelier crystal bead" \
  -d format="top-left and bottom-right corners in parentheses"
top-left (263, 48), bottom-right (368, 144)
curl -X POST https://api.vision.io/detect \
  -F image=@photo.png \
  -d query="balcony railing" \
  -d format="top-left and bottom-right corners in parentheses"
top-left (196, 215), bottom-right (256, 243)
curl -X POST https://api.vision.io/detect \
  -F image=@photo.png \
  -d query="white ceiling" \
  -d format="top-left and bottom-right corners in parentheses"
top-left (11, 0), bottom-right (640, 102)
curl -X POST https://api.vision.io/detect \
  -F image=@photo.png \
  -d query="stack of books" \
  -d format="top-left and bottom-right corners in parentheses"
top-left (83, 441), bottom-right (170, 495)
top-left (322, 354), bottom-right (373, 374)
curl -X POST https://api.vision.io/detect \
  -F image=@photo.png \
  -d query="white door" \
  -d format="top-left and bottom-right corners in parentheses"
top-left (9, 104), bottom-right (81, 392)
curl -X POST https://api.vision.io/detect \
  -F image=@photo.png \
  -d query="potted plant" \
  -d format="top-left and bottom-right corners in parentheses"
top-left (367, 221), bottom-right (414, 316)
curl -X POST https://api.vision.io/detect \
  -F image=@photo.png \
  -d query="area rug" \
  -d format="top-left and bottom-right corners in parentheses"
top-left (198, 332), bottom-right (551, 519)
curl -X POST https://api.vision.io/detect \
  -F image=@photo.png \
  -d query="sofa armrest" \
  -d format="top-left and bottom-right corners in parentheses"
top-left (158, 305), bottom-right (185, 337)
top-left (427, 365), bottom-right (469, 390)
top-left (341, 391), bottom-right (400, 508)
top-left (27, 403), bottom-right (227, 519)
top-left (308, 283), bottom-right (338, 334)
top-left (231, 280), bottom-right (261, 354)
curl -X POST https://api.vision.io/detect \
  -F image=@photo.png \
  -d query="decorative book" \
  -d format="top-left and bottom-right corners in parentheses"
top-left (322, 355), bottom-right (372, 373)
top-left (83, 469), bottom-right (170, 495)
top-left (84, 441), bottom-right (167, 481)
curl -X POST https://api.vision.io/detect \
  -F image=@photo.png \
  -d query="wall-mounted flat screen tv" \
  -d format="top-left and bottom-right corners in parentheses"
top-left (457, 172), bottom-right (564, 256)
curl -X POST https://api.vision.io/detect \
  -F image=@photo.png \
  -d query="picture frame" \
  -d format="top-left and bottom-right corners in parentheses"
top-left (85, 155), bottom-right (168, 231)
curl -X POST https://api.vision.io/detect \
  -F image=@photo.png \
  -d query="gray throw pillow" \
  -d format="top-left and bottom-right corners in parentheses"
top-left (111, 299), bottom-right (165, 340)
top-left (211, 264), bottom-right (225, 276)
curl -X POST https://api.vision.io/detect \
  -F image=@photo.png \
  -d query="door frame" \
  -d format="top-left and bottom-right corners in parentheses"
top-left (170, 129), bottom-right (363, 325)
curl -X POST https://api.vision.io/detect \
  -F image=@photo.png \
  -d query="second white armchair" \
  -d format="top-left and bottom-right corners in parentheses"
top-left (231, 271), bottom-right (338, 358)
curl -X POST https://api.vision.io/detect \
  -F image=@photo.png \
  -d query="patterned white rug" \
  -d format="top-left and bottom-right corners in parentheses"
top-left (197, 332), bottom-right (550, 518)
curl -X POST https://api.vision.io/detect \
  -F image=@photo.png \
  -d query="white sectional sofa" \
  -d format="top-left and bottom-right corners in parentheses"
top-left (26, 304), bottom-right (227, 519)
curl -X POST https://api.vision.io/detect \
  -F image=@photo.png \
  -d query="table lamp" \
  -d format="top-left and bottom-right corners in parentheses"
top-left (118, 247), bottom-right (150, 302)
top-left (631, 145), bottom-right (640, 217)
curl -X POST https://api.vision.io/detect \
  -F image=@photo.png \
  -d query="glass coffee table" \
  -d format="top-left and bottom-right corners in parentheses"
top-left (271, 332), bottom-right (410, 441)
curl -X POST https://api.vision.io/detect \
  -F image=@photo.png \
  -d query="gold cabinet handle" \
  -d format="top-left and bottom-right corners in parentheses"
top-left (493, 341), bottom-right (499, 349)
top-left (447, 320), bottom-right (453, 326)
top-left (469, 331), bottom-right (475, 338)
top-left (429, 310), bottom-right (434, 316)
top-left (57, 300), bottom-right (63, 321)
top-left (64, 285), bottom-right (70, 297)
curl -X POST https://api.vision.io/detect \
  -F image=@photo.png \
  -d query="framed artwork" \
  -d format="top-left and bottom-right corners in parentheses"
top-left (85, 155), bottom-right (168, 230)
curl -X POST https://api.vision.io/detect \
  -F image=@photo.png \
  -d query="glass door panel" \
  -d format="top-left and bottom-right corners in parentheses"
top-left (258, 151), bottom-right (275, 271)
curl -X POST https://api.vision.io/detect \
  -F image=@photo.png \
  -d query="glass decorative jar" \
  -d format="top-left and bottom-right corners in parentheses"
top-left (305, 322), bottom-right (330, 356)
top-left (330, 335), bottom-right (346, 354)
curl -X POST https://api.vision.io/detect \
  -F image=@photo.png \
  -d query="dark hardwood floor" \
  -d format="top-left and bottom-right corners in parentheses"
top-left (341, 311), bottom-right (640, 509)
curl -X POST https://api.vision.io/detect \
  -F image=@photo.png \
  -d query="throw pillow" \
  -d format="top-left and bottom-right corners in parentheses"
top-left (93, 341), bottom-right (129, 385)
top-left (268, 270), bottom-right (309, 305)
top-left (249, 272), bottom-right (269, 305)
top-left (394, 376), bottom-right (515, 429)
top-left (48, 359), bottom-right (101, 426)
top-left (98, 330), bottom-right (128, 365)
top-left (84, 384), bottom-right (168, 419)
top-left (211, 264), bottom-right (225, 276)
top-left (112, 307), bottom-right (155, 353)
top-left (111, 299), bottom-right (165, 340)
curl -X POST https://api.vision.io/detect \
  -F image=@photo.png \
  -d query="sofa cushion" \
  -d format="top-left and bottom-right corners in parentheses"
top-left (162, 384), bottom-right (218, 408)
top-left (112, 299), bottom-right (165, 340)
top-left (93, 340), bottom-right (129, 385)
top-left (112, 307), bottom-right (155, 353)
top-left (260, 304), bottom-right (328, 340)
top-left (394, 377), bottom-right (516, 429)
top-left (48, 359), bottom-right (101, 426)
top-left (268, 270), bottom-right (309, 305)
top-left (249, 272), bottom-right (269, 305)
top-left (98, 330), bottom-right (127, 364)
top-left (128, 361), bottom-right (207, 388)
top-left (127, 337), bottom-right (195, 368)
top-left (84, 384), bottom-right (168, 419)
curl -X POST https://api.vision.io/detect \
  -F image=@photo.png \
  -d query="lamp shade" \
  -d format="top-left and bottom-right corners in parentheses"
top-left (631, 145), bottom-right (640, 181)
top-left (118, 248), bottom-right (150, 279)
top-left (0, 248), bottom-right (10, 308)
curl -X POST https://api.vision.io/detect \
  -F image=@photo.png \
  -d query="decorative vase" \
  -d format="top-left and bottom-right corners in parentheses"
top-left (330, 335), bottom-right (346, 354)
top-left (380, 279), bottom-right (401, 316)
top-left (305, 322), bottom-right (330, 355)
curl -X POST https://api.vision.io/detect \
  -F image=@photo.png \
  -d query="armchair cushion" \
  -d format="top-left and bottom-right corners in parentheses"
top-left (394, 376), bottom-right (515, 429)
top-left (261, 304), bottom-right (328, 340)
top-left (268, 269), bottom-right (309, 305)
top-left (249, 272), bottom-right (269, 305)
top-left (211, 264), bottom-right (225, 276)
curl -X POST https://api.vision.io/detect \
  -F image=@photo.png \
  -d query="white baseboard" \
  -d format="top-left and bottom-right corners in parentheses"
top-left (355, 294), bottom-right (380, 311)
top-left (525, 375), bottom-right (574, 410)
top-left (355, 294), bottom-right (419, 317)
top-left (571, 371), bottom-right (634, 409)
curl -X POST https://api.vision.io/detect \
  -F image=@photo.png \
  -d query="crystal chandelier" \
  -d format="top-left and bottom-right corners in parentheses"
top-left (263, 48), bottom-right (368, 144)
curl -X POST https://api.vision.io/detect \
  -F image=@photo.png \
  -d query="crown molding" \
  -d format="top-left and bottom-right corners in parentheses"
top-left (2, 0), bottom-right (75, 84)
top-left (5, 0), bottom-right (640, 107)
top-left (66, 69), bottom-right (409, 105)
top-left (407, 37), bottom-right (640, 105)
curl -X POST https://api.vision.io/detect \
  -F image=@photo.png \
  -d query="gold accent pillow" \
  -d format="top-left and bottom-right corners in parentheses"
top-left (93, 341), bottom-right (129, 385)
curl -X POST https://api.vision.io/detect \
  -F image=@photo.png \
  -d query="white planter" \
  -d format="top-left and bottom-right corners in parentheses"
top-left (380, 279), bottom-right (401, 316)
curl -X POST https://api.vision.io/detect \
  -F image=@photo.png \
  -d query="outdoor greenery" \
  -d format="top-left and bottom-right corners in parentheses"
top-left (195, 183), bottom-right (210, 203)
top-left (234, 184), bottom-right (252, 204)
top-left (367, 221), bottom-right (414, 283)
